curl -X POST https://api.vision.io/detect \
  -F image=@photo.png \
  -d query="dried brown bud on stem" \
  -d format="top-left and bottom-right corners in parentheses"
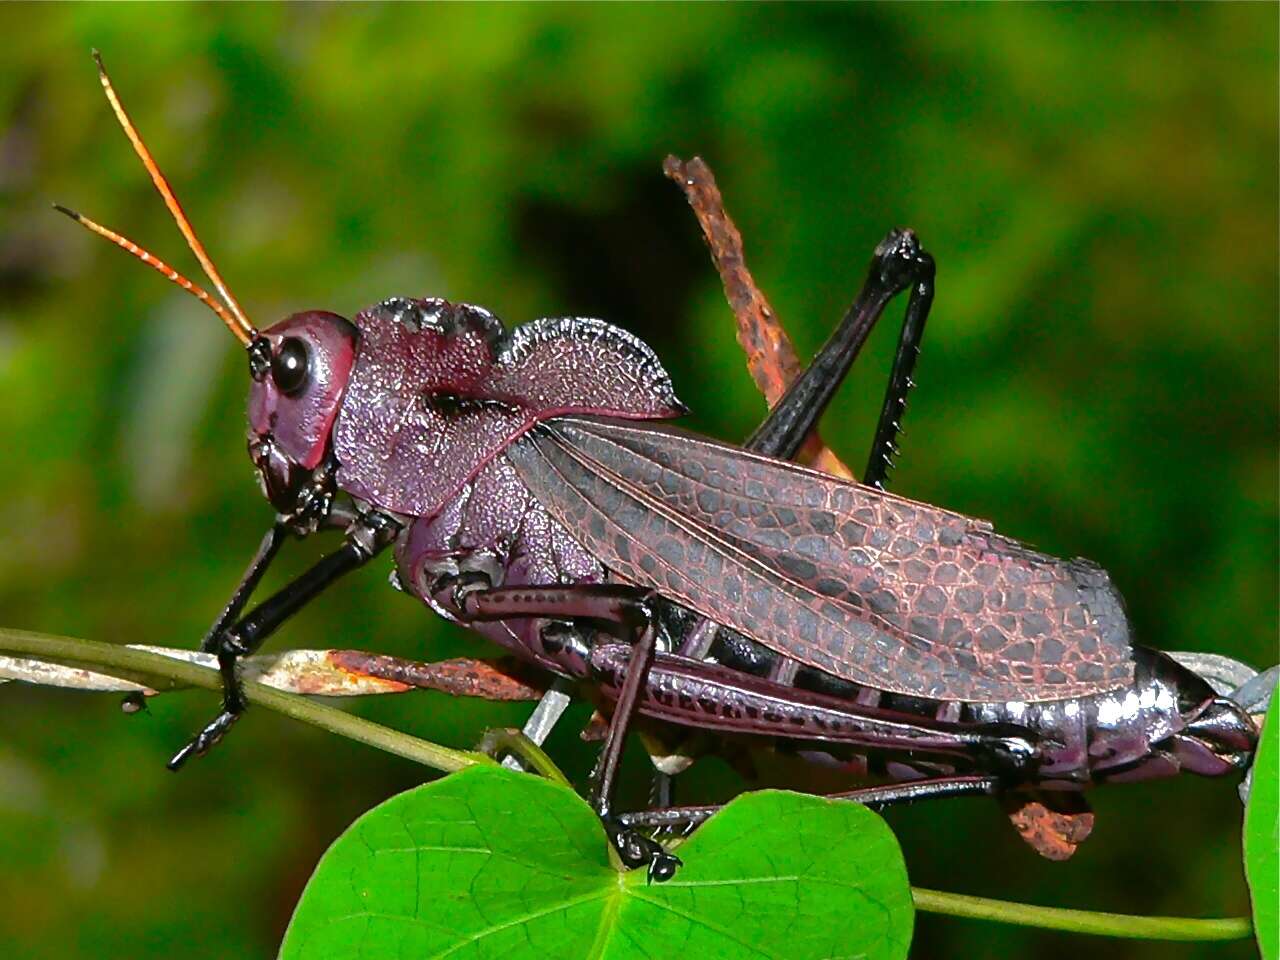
top-left (664, 155), bottom-right (853, 480)
top-left (326, 652), bottom-right (544, 701)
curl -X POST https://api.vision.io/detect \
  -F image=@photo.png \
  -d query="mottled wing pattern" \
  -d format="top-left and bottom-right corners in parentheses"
top-left (507, 417), bottom-right (1133, 703)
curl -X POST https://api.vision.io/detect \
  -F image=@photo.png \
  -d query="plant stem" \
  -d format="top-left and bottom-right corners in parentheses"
top-left (477, 728), bottom-right (573, 788)
top-left (0, 628), bottom-right (491, 774)
top-left (1, 629), bottom-right (1257, 943)
top-left (912, 887), bottom-right (1252, 941)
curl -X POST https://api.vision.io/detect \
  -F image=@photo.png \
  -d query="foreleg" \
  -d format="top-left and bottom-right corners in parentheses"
top-left (198, 522), bottom-right (288, 653)
top-left (168, 510), bottom-right (399, 770)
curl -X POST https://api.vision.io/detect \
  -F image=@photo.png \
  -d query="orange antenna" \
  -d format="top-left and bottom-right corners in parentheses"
top-left (54, 204), bottom-right (253, 345)
top-left (90, 49), bottom-right (257, 342)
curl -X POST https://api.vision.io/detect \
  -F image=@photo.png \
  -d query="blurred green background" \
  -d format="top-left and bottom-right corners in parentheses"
top-left (0, 4), bottom-right (1275, 958)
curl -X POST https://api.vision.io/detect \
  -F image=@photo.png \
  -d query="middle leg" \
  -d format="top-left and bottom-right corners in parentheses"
top-left (501, 229), bottom-right (940, 851)
top-left (438, 579), bottom-right (682, 878)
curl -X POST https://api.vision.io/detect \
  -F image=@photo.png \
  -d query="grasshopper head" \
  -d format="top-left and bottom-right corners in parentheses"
top-left (58, 53), bottom-right (364, 520)
top-left (246, 312), bottom-right (359, 511)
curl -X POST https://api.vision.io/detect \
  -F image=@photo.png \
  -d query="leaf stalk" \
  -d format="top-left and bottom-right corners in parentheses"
top-left (912, 887), bottom-right (1251, 941)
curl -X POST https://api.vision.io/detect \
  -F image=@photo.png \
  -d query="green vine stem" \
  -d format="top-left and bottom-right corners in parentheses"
top-left (0, 628), bottom-right (490, 774)
top-left (477, 728), bottom-right (573, 788)
top-left (1, 628), bottom-right (1254, 942)
top-left (913, 888), bottom-right (1251, 940)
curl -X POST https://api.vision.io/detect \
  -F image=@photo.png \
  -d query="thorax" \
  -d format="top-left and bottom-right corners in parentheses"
top-left (393, 452), bottom-right (607, 614)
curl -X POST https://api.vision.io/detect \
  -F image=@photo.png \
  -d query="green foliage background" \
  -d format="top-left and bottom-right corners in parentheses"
top-left (0, 4), bottom-right (1274, 958)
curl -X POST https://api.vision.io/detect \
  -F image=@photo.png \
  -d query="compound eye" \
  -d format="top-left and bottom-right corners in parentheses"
top-left (271, 337), bottom-right (309, 395)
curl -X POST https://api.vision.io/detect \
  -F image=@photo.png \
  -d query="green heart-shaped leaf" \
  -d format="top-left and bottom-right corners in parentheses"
top-left (280, 766), bottom-right (913, 959)
top-left (1246, 689), bottom-right (1279, 960)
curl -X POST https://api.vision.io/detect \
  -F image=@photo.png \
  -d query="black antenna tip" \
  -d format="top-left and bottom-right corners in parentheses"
top-left (91, 49), bottom-right (106, 74)
top-left (52, 202), bottom-right (80, 220)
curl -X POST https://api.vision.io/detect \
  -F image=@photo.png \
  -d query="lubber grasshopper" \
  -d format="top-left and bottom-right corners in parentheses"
top-left (59, 54), bottom-right (1262, 881)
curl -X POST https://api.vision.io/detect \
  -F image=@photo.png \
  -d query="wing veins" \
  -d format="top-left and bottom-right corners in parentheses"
top-left (527, 427), bottom-right (962, 688)
top-left (544, 422), bottom-right (927, 645)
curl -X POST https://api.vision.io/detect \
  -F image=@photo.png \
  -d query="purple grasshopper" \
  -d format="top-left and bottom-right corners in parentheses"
top-left (60, 55), bottom-right (1259, 880)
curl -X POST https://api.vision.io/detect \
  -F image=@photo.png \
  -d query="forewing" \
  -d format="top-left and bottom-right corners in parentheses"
top-left (507, 417), bottom-right (1133, 703)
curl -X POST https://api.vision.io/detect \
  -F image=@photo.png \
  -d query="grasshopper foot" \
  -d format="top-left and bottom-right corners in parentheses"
top-left (167, 709), bottom-right (240, 771)
top-left (604, 817), bottom-right (682, 883)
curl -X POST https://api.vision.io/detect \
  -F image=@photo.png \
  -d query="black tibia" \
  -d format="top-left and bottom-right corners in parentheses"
top-left (588, 622), bottom-right (654, 820)
top-left (593, 621), bottom-right (680, 881)
top-left (194, 503), bottom-right (363, 658)
top-left (617, 774), bottom-right (1001, 833)
top-left (447, 580), bottom-right (681, 881)
top-left (199, 522), bottom-right (288, 653)
top-left (649, 768), bottom-right (675, 808)
top-left (168, 511), bottom-right (399, 771)
top-left (746, 228), bottom-right (935, 470)
top-left (863, 247), bottom-right (934, 489)
top-left (195, 501), bottom-right (358, 659)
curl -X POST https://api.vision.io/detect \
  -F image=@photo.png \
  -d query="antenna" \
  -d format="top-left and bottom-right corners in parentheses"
top-left (55, 50), bottom-right (258, 345)
top-left (52, 204), bottom-right (252, 345)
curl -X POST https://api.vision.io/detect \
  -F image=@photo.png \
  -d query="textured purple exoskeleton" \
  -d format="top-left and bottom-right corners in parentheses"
top-left (313, 297), bottom-right (1135, 704)
top-left (235, 292), bottom-right (1254, 816)
top-left (216, 270), bottom-right (1259, 875)
top-left (509, 417), bottom-right (1133, 702)
top-left (332, 297), bottom-right (686, 518)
